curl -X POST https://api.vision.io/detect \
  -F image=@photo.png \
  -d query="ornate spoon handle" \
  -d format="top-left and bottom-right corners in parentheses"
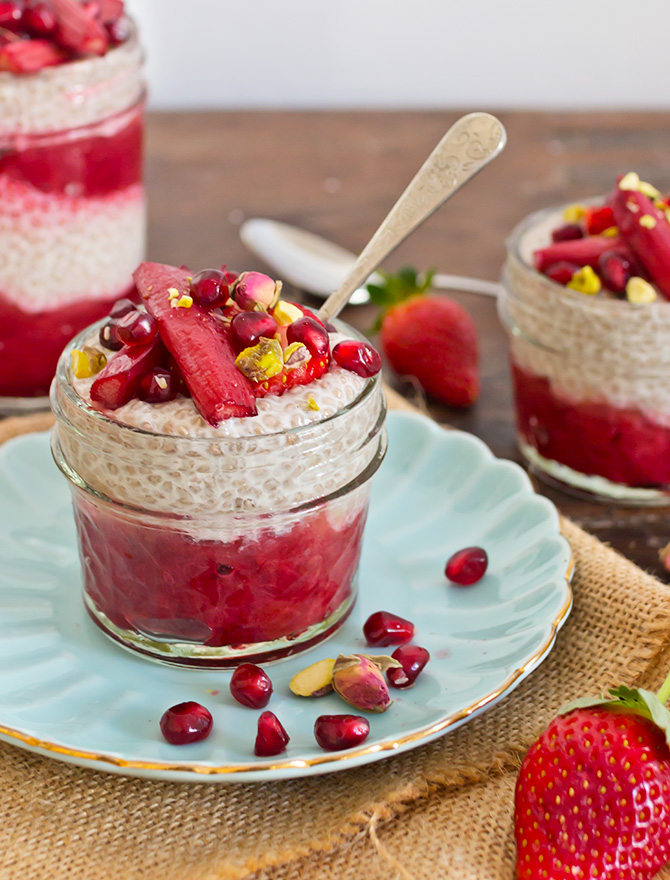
top-left (318, 112), bottom-right (506, 323)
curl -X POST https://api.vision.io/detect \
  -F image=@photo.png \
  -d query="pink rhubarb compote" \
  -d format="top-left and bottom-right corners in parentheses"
top-left (0, 0), bottom-right (145, 407)
top-left (500, 172), bottom-right (670, 503)
top-left (51, 262), bottom-right (386, 666)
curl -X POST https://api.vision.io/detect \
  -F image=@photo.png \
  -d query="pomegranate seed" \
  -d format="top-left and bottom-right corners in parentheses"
top-left (23, 2), bottom-right (56, 34)
top-left (551, 223), bottom-right (584, 243)
top-left (230, 311), bottom-right (278, 352)
top-left (254, 711), bottom-right (290, 757)
top-left (387, 645), bottom-right (430, 689)
top-left (98, 320), bottom-right (123, 351)
top-left (189, 268), bottom-right (230, 309)
top-left (116, 311), bottom-right (157, 346)
top-left (285, 316), bottom-right (329, 358)
top-left (363, 610), bottom-right (415, 647)
top-left (314, 715), bottom-right (370, 751)
top-left (544, 261), bottom-right (580, 287)
top-left (584, 204), bottom-right (616, 235)
top-left (0, 1), bottom-right (23, 27)
top-left (332, 340), bottom-right (382, 377)
top-left (109, 297), bottom-right (137, 319)
top-left (138, 367), bottom-right (176, 404)
top-left (160, 701), bottom-right (213, 745)
top-left (598, 250), bottom-right (632, 294)
top-left (445, 546), bottom-right (488, 585)
top-left (230, 663), bottom-right (272, 709)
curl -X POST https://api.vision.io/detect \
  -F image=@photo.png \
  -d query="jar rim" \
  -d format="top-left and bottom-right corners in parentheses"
top-left (51, 316), bottom-right (381, 447)
top-left (505, 201), bottom-right (670, 314)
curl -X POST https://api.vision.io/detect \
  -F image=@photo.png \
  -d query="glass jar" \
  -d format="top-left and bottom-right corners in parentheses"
top-left (500, 205), bottom-right (670, 504)
top-left (0, 24), bottom-right (145, 412)
top-left (51, 321), bottom-right (387, 667)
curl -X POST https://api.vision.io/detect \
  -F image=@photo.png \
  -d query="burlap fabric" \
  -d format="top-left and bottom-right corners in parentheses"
top-left (2, 398), bottom-right (670, 880)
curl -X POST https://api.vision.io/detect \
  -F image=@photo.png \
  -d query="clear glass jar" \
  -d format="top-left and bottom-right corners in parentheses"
top-left (500, 205), bottom-right (670, 504)
top-left (51, 321), bottom-right (387, 667)
top-left (0, 24), bottom-right (145, 412)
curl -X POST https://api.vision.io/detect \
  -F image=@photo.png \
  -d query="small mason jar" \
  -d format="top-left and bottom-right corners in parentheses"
top-left (500, 205), bottom-right (670, 504)
top-left (0, 23), bottom-right (145, 412)
top-left (51, 321), bottom-right (387, 667)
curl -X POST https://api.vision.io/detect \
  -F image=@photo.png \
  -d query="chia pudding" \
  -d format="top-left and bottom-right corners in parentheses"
top-left (0, 0), bottom-right (145, 405)
top-left (51, 262), bottom-right (387, 666)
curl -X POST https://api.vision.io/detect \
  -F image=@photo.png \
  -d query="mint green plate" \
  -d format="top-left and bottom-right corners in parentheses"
top-left (0, 411), bottom-right (572, 782)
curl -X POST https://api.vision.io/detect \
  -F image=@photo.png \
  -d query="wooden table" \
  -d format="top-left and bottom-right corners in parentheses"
top-left (146, 110), bottom-right (670, 581)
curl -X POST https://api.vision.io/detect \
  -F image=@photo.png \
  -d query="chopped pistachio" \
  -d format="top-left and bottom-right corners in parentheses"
top-left (307, 395), bottom-right (320, 411)
top-left (273, 301), bottom-right (304, 326)
top-left (567, 265), bottom-right (601, 296)
top-left (71, 346), bottom-right (107, 379)
top-left (175, 294), bottom-right (194, 308)
top-left (283, 341), bottom-right (311, 369)
top-left (235, 338), bottom-right (284, 382)
top-left (601, 226), bottom-right (619, 237)
top-left (563, 203), bottom-right (587, 223)
top-left (626, 277), bottom-right (657, 304)
top-left (639, 214), bottom-right (657, 229)
top-left (167, 287), bottom-right (180, 300)
top-left (618, 171), bottom-right (640, 191)
top-left (639, 180), bottom-right (661, 199)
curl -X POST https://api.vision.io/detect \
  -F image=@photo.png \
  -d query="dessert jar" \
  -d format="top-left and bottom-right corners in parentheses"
top-left (51, 322), bottom-right (387, 667)
top-left (0, 25), bottom-right (145, 411)
top-left (500, 205), bottom-right (670, 504)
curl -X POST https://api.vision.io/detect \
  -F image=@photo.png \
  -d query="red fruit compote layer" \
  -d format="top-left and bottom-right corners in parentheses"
top-left (0, 1), bottom-right (145, 406)
top-left (51, 262), bottom-right (386, 666)
top-left (501, 172), bottom-right (670, 502)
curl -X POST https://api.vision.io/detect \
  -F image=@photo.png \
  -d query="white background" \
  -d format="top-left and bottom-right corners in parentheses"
top-left (127, 0), bottom-right (670, 110)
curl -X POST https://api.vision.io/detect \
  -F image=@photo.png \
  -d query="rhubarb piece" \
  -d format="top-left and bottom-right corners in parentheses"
top-left (612, 187), bottom-right (670, 300)
top-left (50, 0), bottom-right (108, 55)
top-left (314, 715), bottom-right (370, 751)
top-left (233, 272), bottom-right (281, 312)
top-left (96, 0), bottom-right (124, 24)
top-left (0, 38), bottom-right (66, 71)
top-left (289, 657), bottom-right (336, 697)
top-left (89, 339), bottom-right (163, 410)
top-left (566, 265), bottom-right (601, 295)
top-left (363, 610), bottom-right (415, 647)
top-left (255, 711), bottom-right (289, 757)
top-left (332, 654), bottom-right (401, 713)
top-left (534, 236), bottom-right (628, 274)
top-left (134, 262), bottom-right (257, 424)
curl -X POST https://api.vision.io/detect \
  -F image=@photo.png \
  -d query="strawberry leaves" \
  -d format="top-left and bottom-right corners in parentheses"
top-left (561, 685), bottom-right (670, 747)
top-left (367, 266), bottom-right (434, 333)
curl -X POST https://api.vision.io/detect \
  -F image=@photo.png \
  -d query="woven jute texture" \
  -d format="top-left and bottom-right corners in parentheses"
top-left (2, 397), bottom-right (670, 880)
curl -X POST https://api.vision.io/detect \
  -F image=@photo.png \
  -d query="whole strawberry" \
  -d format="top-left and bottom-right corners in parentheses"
top-left (369, 268), bottom-right (479, 407)
top-left (515, 685), bottom-right (670, 879)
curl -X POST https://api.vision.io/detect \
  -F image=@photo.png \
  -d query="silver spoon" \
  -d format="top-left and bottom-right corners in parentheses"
top-left (239, 218), bottom-right (501, 303)
top-left (316, 112), bottom-right (506, 323)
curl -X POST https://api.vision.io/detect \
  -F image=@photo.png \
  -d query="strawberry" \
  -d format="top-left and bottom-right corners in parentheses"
top-left (515, 683), bottom-right (670, 879)
top-left (90, 338), bottom-right (164, 410)
top-left (371, 268), bottom-right (478, 407)
top-left (534, 235), bottom-right (630, 274)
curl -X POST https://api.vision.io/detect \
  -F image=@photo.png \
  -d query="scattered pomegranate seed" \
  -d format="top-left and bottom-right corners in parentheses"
top-left (286, 317), bottom-right (330, 358)
top-left (160, 701), bottom-right (213, 745)
top-left (138, 367), bottom-right (176, 404)
top-left (0, 1), bottom-right (23, 27)
top-left (314, 715), bottom-right (370, 751)
top-left (544, 261), bottom-right (580, 287)
top-left (109, 297), bottom-right (137, 319)
top-left (230, 663), bottom-right (273, 709)
top-left (445, 546), bottom-right (488, 585)
top-left (363, 610), bottom-right (415, 647)
top-left (254, 711), bottom-right (290, 757)
top-left (23, 2), bottom-right (56, 34)
top-left (189, 268), bottom-right (230, 309)
top-left (230, 311), bottom-right (278, 353)
top-left (387, 645), bottom-right (430, 689)
top-left (598, 250), bottom-right (632, 295)
top-left (98, 320), bottom-right (123, 351)
top-left (551, 223), bottom-right (584, 243)
top-left (332, 340), bottom-right (382, 377)
top-left (116, 311), bottom-right (157, 346)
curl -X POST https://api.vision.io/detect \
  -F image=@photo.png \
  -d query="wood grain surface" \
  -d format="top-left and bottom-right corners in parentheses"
top-left (142, 110), bottom-right (670, 580)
